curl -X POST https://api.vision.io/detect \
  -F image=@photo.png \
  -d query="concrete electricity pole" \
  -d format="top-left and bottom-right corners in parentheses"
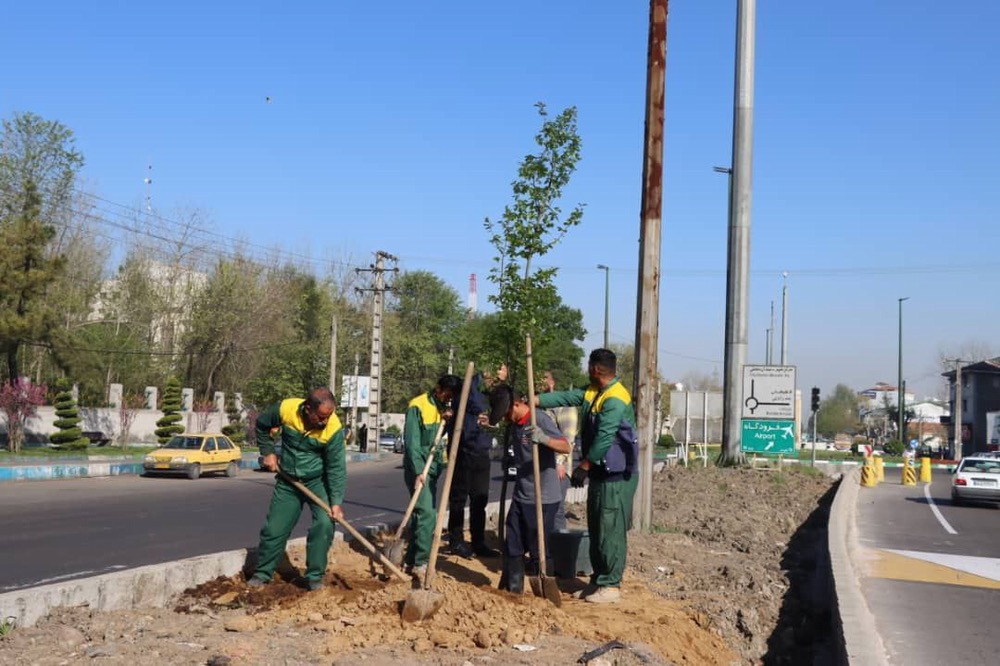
top-left (631, 0), bottom-right (668, 531)
top-left (356, 251), bottom-right (398, 452)
top-left (597, 264), bottom-right (610, 348)
top-left (721, 0), bottom-right (757, 463)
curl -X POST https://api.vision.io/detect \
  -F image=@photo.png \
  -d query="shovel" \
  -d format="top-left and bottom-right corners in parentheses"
top-left (402, 361), bottom-right (476, 623)
top-left (524, 333), bottom-right (561, 606)
top-left (275, 467), bottom-right (409, 583)
top-left (381, 421), bottom-right (447, 567)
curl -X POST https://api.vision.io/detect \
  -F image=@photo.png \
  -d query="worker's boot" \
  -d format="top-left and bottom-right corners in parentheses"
top-left (504, 556), bottom-right (525, 594)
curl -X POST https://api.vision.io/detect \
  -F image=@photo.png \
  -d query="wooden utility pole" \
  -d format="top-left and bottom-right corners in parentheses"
top-left (356, 251), bottom-right (398, 452)
top-left (632, 0), bottom-right (668, 531)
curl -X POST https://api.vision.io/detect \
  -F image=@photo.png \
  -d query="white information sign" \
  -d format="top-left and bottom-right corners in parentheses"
top-left (741, 365), bottom-right (796, 419)
top-left (340, 375), bottom-right (371, 408)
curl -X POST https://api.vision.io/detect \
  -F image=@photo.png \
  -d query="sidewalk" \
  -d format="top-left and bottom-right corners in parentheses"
top-left (0, 450), bottom-right (388, 482)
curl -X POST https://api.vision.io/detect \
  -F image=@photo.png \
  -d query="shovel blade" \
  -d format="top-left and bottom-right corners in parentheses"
top-left (528, 575), bottom-right (562, 607)
top-left (383, 538), bottom-right (405, 567)
top-left (401, 589), bottom-right (445, 623)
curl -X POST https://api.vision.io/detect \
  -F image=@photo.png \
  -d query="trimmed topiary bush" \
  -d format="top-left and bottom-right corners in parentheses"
top-left (50, 379), bottom-right (88, 450)
top-left (221, 393), bottom-right (246, 445)
top-left (884, 439), bottom-right (904, 456)
top-left (155, 377), bottom-right (185, 444)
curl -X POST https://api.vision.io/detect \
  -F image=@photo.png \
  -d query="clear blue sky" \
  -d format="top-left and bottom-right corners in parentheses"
top-left (4, 1), bottom-right (999, 399)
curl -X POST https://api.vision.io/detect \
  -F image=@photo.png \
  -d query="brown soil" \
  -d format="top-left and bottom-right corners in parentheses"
top-left (0, 465), bottom-right (838, 666)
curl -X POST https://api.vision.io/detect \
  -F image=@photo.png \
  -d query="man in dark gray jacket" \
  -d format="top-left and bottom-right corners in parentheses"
top-left (497, 390), bottom-right (571, 593)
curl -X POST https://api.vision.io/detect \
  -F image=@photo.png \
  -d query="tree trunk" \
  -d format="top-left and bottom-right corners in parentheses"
top-left (7, 346), bottom-right (19, 384)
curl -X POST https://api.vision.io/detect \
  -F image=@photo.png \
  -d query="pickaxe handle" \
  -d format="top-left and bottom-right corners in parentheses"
top-left (276, 467), bottom-right (409, 582)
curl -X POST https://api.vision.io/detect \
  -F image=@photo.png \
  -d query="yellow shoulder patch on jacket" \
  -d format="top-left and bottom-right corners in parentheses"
top-left (408, 393), bottom-right (441, 426)
top-left (589, 381), bottom-right (632, 414)
top-left (279, 398), bottom-right (342, 444)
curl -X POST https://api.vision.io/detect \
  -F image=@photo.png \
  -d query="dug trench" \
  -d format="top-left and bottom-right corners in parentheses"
top-left (0, 465), bottom-right (839, 665)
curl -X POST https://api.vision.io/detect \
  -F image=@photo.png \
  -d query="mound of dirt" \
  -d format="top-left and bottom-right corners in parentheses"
top-left (0, 465), bottom-right (838, 665)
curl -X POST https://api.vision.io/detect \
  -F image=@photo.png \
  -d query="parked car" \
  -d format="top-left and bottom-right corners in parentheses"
top-left (379, 432), bottom-right (403, 453)
top-left (951, 456), bottom-right (1000, 506)
top-left (143, 433), bottom-right (242, 480)
top-left (82, 430), bottom-right (111, 446)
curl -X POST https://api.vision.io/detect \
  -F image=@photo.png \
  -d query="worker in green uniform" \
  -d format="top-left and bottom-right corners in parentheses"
top-left (403, 374), bottom-right (463, 579)
top-left (248, 387), bottom-right (346, 591)
top-left (536, 348), bottom-right (638, 604)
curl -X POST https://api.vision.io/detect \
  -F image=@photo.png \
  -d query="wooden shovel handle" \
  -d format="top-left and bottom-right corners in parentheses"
top-left (276, 467), bottom-right (409, 582)
top-left (525, 334), bottom-right (548, 572)
top-left (425, 361), bottom-right (476, 589)
top-left (392, 420), bottom-right (447, 540)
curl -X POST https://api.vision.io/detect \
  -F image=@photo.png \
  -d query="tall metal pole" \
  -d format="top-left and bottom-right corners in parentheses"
top-left (632, 0), bottom-right (667, 530)
top-left (769, 299), bottom-right (775, 364)
top-left (897, 297), bottom-right (909, 446)
top-left (597, 264), bottom-right (610, 348)
top-left (780, 272), bottom-right (788, 365)
top-left (721, 0), bottom-right (757, 463)
top-left (954, 362), bottom-right (964, 461)
top-left (350, 353), bottom-right (360, 433)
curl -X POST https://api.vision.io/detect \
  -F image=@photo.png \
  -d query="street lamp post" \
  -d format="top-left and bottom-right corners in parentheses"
top-left (596, 264), bottom-right (610, 348)
top-left (780, 271), bottom-right (789, 365)
top-left (898, 297), bottom-right (909, 446)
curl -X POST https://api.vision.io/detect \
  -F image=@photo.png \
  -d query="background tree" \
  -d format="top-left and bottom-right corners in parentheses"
top-left (0, 112), bottom-right (83, 382)
top-left (382, 270), bottom-right (465, 410)
top-left (0, 378), bottom-right (47, 452)
top-left (243, 270), bottom-right (332, 408)
top-left (117, 392), bottom-right (142, 448)
top-left (49, 378), bottom-right (88, 449)
top-left (221, 393), bottom-right (246, 445)
top-left (193, 399), bottom-right (213, 432)
top-left (484, 103), bottom-right (584, 382)
top-left (816, 384), bottom-right (862, 437)
top-left (155, 377), bottom-right (184, 443)
top-left (0, 182), bottom-right (66, 381)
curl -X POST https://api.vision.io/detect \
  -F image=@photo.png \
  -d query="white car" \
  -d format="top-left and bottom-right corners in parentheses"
top-left (951, 457), bottom-right (1000, 506)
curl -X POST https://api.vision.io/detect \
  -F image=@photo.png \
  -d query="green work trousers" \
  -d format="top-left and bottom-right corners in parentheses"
top-left (254, 475), bottom-right (336, 583)
top-left (403, 465), bottom-right (440, 568)
top-left (586, 474), bottom-right (639, 587)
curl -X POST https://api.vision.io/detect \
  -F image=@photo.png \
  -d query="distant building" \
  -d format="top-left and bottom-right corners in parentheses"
top-left (942, 358), bottom-right (1000, 456)
top-left (858, 383), bottom-right (915, 410)
top-left (89, 259), bottom-right (207, 351)
top-left (858, 383), bottom-right (946, 444)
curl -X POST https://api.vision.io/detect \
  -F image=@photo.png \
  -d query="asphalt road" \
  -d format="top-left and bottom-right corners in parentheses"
top-left (0, 454), bottom-right (509, 592)
top-left (855, 469), bottom-right (1000, 665)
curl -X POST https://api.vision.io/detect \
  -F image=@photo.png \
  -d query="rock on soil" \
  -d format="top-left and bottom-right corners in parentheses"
top-left (0, 465), bottom-right (838, 665)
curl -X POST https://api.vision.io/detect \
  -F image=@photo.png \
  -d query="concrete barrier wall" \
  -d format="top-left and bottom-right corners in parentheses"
top-left (0, 543), bottom-right (258, 629)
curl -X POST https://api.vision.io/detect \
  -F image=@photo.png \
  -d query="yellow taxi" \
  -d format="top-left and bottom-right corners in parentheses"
top-left (143, 433), bottom-right (243, 480)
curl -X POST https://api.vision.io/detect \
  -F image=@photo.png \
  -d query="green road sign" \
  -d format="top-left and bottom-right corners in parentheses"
top-left (741, 419), bottom-right (796, 455)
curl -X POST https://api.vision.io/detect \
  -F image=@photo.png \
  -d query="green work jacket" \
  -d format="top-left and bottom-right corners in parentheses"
top-left (256, 398), bottom-right (347, 504)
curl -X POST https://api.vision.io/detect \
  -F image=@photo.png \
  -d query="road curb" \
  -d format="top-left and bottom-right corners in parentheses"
top-left (0, 485), bottom-right (587, 629)
top-left (828, 466), bottom-right (889, 666)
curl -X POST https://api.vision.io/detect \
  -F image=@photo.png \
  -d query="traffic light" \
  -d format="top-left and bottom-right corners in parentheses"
top-left (811, 387), bottom-right (821, 412)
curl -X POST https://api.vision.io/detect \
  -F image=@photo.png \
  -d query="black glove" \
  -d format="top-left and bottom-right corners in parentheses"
top-left (570, 465), bottom-right (588, 488)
